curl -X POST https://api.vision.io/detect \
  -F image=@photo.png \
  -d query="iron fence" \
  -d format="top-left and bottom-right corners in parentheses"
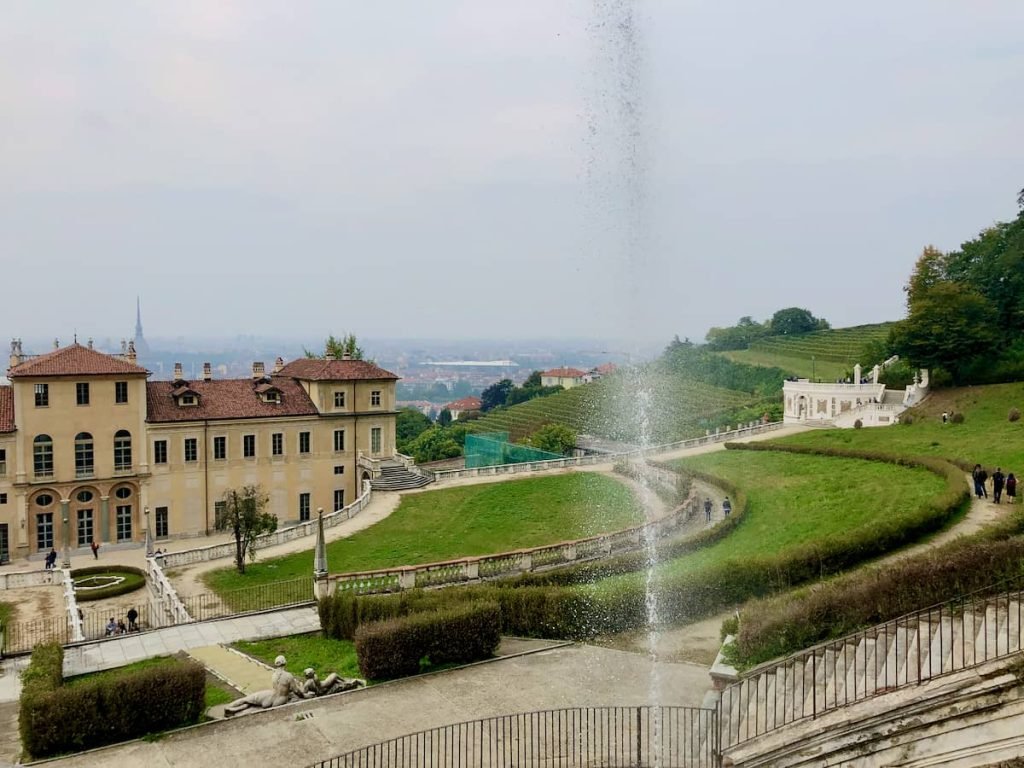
top-left (721, 575), bottom-right (1024, 748)
top-left (309, 706), bottom-right (719, 768)
top-left (182, 576), bottom-right (314, 622)
top-left (1, 615), bottom-right (72, 655)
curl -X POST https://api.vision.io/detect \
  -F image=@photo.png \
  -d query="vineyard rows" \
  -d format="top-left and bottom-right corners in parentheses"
top-left (747, 323), bottom-right (894, 363)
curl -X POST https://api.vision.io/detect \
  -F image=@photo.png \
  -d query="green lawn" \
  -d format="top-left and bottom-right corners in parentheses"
top-left (777, 383), bottom-right (1024, 471)
top-left (719, 349), bottom-right (849, 381)
top-left (597, 449), bottom-right (947, 589)
top-left (233, 634), bottom-right (361, 681)
top-left (0, 601), bottom-right (13, 626)
top-left (203, 473), bottom-right (643, 596)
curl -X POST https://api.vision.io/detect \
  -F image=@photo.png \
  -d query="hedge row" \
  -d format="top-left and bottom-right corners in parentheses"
top-left (319, 444), bottom-right (970, 644)
top-left (612, 461), bottom-right (693, 510)
top-left (19, 643), bottom-right (206, 758)
top-left (353, 601), bottom-right (500, 679)
top-left (71, 566), bottom-right (147, 602)
top-left (730, 509), bottom-right (1024, 669)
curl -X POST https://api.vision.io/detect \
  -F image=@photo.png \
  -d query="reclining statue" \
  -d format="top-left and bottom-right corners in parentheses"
top-left (225, 655), bottom-right (310, 716)
top-left (301, 667), bottom-right (364, 696)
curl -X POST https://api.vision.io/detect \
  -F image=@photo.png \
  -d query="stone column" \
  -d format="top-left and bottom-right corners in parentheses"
top-left (60, 499), bottom-right (71, 568)
top-left (99, 495), bottom-right (110, 543)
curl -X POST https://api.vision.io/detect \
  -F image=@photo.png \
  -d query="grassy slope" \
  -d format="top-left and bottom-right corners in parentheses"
top-left (234, 635), bottom-right (361, 680)
top-left (777, 382), bottom-right (1024, 470)
top-left (595, 450), bottom-right (945, 590)
top-left (720, 349), bottom-right (848, 381)
top-left (204, 473), bottom-right (643, 594)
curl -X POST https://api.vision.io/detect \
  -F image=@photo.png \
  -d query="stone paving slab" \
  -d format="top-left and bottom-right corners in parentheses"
top-left (186, 645), bottom-right (272, 694)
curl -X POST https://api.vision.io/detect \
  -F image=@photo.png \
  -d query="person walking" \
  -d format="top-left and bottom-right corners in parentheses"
top-left (704, 497), bottom-right (713, 522)
top-left (972, 464), bottom-right (985, 498)
top-left (90, 540), bottom-right (99, 559)
top-left (127, 607), bottom-right (139, 632)
top-left (979, 466), bottom-right (989, 498)
top-left (722, 497), bottom-right (732, 517)
top-left (993, 468), bottom-right (1006, 503)
top-left (1007, 473), bottom-right (1017, 503)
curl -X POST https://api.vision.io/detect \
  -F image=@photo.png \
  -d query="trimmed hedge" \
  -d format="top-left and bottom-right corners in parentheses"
top-left (730, 509), bottom-right (1024, 669)
top-left (19, 643), bottom-right (205, 759)
top-left (71, 566), bottom-right (146, 602)
top-left (354, 601), bottom-right (500, 679)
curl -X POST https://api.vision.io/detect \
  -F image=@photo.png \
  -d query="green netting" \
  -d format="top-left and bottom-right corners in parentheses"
top-left (464, 432), bottom-right (564, 469)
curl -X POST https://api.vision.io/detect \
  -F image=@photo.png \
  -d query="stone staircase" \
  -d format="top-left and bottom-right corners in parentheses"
top-left (369, 460), bottom-right (433, 491)
top-left (718, 587), bottom-right (1024, 753)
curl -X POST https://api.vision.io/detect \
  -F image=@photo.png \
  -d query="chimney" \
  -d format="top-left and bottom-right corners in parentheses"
top-left (121, 339), bottom-right (127, 355)
top-left (126, 340), bottom-right (137, 362)
top-left (272, 356), bottom-right (284, 374)
top-left (173, 362), bottom-right (184, 381)
top-left (202, 362), bottom-right (212, 381)
top-left (341, 351), bottom-right (352, 361)
top-left (252, 361), bottom-right (266, 379)
top-left (53, 338), bottom-right (60, 350)
top-left (325, 350), bottom-right (336, 361)
top-left (8, 338), bottom-right (23, 369)
top-left (87, 338), bottom-right (94, 350)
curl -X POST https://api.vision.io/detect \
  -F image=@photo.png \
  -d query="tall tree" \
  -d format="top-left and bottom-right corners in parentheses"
top-left (527, 423), bottom-right (577, 455)
top-left (904, 245), bottom-right (949, 306)
top-left (769, 307), bottom-right (824, 336)
top-left (214, 485), bottom-right (277, 574)
top-left (480, 379), bottom-right (514, 412)
top-left (305, 333), bottom-right (366, 361)
top-left (396, 408), bottom-right (433, 453)
top-left (438, 408), bottom-right (453, 427)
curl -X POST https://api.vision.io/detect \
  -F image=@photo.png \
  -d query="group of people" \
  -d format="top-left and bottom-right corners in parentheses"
top-left (104, 608), bottom-right (140, 636)
top-left (972, 465), bottom-right (1017, 503)
top-left (702, 496), bottom-right (732, 522)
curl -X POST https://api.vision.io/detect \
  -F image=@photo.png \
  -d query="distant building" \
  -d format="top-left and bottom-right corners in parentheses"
top-left (133, 297), bottom-right (151, 358)
top-left (0, 340), bottom-right (402, 560)
top-left (444, 396), bottom-right (482, 420)
top-left (584, 363), bottom-right (618, 383)
top-left (541, 367), bottom-right (587, 389)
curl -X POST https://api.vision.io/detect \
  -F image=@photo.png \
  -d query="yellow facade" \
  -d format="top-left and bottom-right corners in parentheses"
top-left (0, 344), bottom-right (397, 560)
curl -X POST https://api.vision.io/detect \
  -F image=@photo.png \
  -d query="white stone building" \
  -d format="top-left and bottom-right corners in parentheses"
top-left (783, 362), bottom-right (929, 428)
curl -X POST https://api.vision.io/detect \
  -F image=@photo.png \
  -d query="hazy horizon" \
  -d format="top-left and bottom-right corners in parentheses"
top-left (3, 1), bottom-right (1023, 345)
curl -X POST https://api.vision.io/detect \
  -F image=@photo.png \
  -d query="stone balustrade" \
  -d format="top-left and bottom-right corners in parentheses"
top-left (146, 555), bottom-right (192, 625)
top-left (61, 568), bottom-right (85, 642)
top-left (159, 483), bottom-right (373, 568)
top-left (0, 568), bottom-right (61, 590)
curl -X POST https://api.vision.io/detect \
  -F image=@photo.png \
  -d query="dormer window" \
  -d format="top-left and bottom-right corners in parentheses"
top-left (254, 381), bottom-right (282, 404)
top-left (263, 391), bottom-right (280, 403)
top-left (171, 383), bottom-right (200, 407)
top-left (181, 395), bottom-right (196, 405)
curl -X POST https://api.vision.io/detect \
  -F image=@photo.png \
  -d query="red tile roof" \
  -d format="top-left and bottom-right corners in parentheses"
top-left (147, 377), bottom-right (319, 423)
top-left (445, 396), bottom-right (482, 411)
top-left (8, 344), bottom-right (149, 378)
top-left (0, 386), bottom-right (13, 432)
top-left (595, 363), bottom-right (618, 375)
top-left (276, 358), bottom-right (399, 381)
top-left (542, 367), bottom-right (587, 379)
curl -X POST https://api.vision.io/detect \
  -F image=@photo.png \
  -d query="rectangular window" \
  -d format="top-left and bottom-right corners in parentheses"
top-left (213, 436), bottom-right (227, 460)
top-left (371, 427), bottom-right (382, 454)
top-left (333, 429), bottom-right (345, 452)
top-left (116, 505), bottom-right (132, 542)
top-left (299, 492), bottom-right (311, 522)
top-left (334, 489), bottom-right (345, 511)
top-left (371, 390), bottom-right (381, 407)
top-left (0, 448), bottom-right (6, 476)
top-left (75, 437), bottom-right (94, 478)
top-left (299, 431), bottom-right (310, 454)
top-left (77, 509), bottom-right (94, 547)
top-left (334, 391), bottom-right (345, 408)
top-left (34, 440), bottom-right (53, 477)
top-left (334, 465), bottom-right (344, 475)
top-left (36, 512), bottom-right (54, 550)
top-left (34, 383), bottom-right (48, 407)
top-left (243, 434), bottom-right (256, 458)
top-left (115, 381), bottom-right (128, 403)
top-left (0, 493), bottom-right (7, 504)
top-left (114, 433), bottom-right (132, 471)
top-left (272, 433), bottom-right (283, 456)
top-left (153, 440), bottom-right (168, 464)
top-left (76, 382), bottom-right (90, 406)
top-left (155, 506), bottom-right (169, 538)
top-left (184, 438), bottom-right (198, 463)
top-left (214, 501), bottom-right (226, 527)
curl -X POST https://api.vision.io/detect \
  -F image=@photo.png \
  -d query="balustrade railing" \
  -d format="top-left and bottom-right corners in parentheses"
top-left (309, 706), bottom-right (719, 768)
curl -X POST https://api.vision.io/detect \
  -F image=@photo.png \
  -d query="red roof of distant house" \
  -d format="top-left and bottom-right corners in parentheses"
top-left (147, 377), bottom-right (319, 423)
top-left (542, 367), bottom-right (587, 378)
top-left (445, 396), bottom-right (482, 411)
top-left (595, 363), bottom-right (618, 375)
top-left (0, 386), bottom-right (14, 432)
top-left (8, 344), bottom-right (149, 378)
top-left (275, 358), bottom-right (399, 381)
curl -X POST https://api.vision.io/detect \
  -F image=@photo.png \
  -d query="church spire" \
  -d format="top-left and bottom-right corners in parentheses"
top-left (133, 296), bottom-right (150, 357)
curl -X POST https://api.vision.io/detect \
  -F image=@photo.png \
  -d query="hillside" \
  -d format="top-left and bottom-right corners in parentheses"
top-left (720, 322), bottom-right (895, 380)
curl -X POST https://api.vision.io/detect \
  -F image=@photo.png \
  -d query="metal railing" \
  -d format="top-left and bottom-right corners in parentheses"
top-left (721, 575), bottom-right (1024, 748)
top-left (181, 576), bottom-right (313, 621)
top-left (309, 706), bottom-right (719, 768)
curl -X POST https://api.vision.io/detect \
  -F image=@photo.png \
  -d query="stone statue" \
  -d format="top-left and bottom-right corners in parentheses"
top-left (225, 656), bottom-right (310, 716)
top-left (301, 667), bottom-right (364, 697)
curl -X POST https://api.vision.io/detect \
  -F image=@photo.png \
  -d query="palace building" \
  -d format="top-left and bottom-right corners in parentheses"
top-left (0, 340), bottom-right (401, 561)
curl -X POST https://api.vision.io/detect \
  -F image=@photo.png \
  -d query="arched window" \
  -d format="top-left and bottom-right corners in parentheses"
top-left (33, 435), bottom-right (54, 477)
top-left (114, 430), bottom-right (132, 471)
top-left (75, 432), bottom-right (94, 478)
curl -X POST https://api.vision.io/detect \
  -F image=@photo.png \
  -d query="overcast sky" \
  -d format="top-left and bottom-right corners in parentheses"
top-left (2, 1), bottom-right (1022, 348)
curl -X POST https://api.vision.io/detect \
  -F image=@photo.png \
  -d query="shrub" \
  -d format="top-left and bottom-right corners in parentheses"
top-left (71, 566), bottom-right (146, 602)
top-left (853, 419), bottom-right (863, 429)
top-left (19, 646), bottom-right (205, 759)
top-left (354, 601), bottom-right (500, 679)
top-left (950, 412), bottom-right (965, 424)
top-left (1010, 408), bottom-right (1021, 423)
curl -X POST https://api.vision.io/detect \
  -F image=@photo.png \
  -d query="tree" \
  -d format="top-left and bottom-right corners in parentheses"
top-left (438, 408), bottom-right (453, 427)
top-left (480, 379), bottom-right (514, 412)
top-left (890, 282), bottom-right (999, 383)
top-left (396, 408), bottom-right (433, 453)
top-left (406, 426), bottom-right (462, 463)
top-left (769, 307), bottom-right (823, 336)
top-left (305, 333), bottom-right (365, 361)
top-left (905, 245), bottom-right (950, 306)
top-left (527, 423), bottom-right (577, 455)
top-left (214, 485), bottom-right (277, 574)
